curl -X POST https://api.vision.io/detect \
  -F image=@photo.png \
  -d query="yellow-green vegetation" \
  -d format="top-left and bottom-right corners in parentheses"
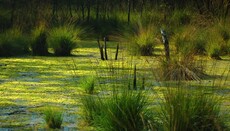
top-left (1, 0), bottom-right (230, 130)
top-left (0, 41), bottom-right (229, 130)
top-left (43, 107), bottom-right (63, 129)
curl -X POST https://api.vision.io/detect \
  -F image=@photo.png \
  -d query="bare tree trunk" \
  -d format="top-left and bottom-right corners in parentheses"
top-left (133, 65), bottom-right (137, 90)
top-left (161, 29), bottom-right (170, 62)
top-left (87, 0), bottom-right (91, 21)
top-left (68, 0), bottom-right (73, 17)
top-left (81, 3), bottom-right (85, 20)
top-left (97, 39), bottom-right (104, 60)
top-left (140, 0), bottom-right (145, 17)
top-left (127, 0), bottom-right (131, 24)
top-left (96, 0), bottom-right (99, 20)
top-left (104, 36), bottom-right (108, 60)
top-left (115, 43), bottom-right (119, 60)
top-left (10, 0), bottom-right (16, 27)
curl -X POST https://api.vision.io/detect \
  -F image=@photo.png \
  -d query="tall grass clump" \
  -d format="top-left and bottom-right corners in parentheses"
top-left (48, 26), bottom-right (82, 56)
top-left (95, 91), bottom-right (156, 130)
top-left (79, 76), bottom-right (95, 94)
top-left (31, 26), bottom-right (49, 56)
top-left (218, 24), bottom-right (230, 55)
top-left (81, 90), bottom-right (157, 130)
top-left (170, 10), bottom-right (192, 26)
top-left (173, 26), bottom-right (207, 56)
top-left (80, 95), bottom-right (103, 125)
top-left (0, 29), bottom-right (29, 57)
top-left (122, 22), bottom-right (157, 56)
top-left (160, 55), bottom-right (206, 81)
top-left (43, 107), bottom-right (63, 129)
top-left (160, 87), bottom-right (225, 131)
top-left (206, 24), bottom-right (229, 59)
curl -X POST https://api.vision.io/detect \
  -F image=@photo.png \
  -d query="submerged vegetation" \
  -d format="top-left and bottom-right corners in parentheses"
top-left (0, 0), bottom-right (230, 130)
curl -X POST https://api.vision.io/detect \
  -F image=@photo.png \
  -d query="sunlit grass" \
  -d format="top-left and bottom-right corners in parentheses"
top-left (0, 42), bottom-right (229, 129)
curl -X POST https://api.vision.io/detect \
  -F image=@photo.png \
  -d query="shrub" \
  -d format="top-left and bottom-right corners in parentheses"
top-left (0, 14), bottom-right (11, 32)
top-left (160, 55), bottom-right (206, 81)
top-left (160, 87), bottom-right (225, 131)
top-left (218, 25), bottom-right (230, 55)
top-left (170, 10), bottom-right (191, 26)
top-left (173, 26), bottom-right (207, 56)
top-left (123, 22), bottom-right (157, 56)
top-left (31, 27), bottom-right (49, 56)
top-left (43, 107), bottom-right (63, 129)
top-left (94, 91), bottom-right (155, 131)
top-left (206, 26), bottom-right (224, 59)
top-left (48, 26), bottom-right (81, 56)
top-left (0, 29), bottom-right (29, 57)
top-left (81, 90), bottom-right (157, 130)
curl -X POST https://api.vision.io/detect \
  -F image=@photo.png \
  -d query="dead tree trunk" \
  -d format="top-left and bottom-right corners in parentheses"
top-left (161, 29), bottom-right (170, 62)
top-left (97, 39), bottom-right (105, 60)
top-left (115, 43), bottom-right (119, 60)
top-left (127, 0), bottom-right (131, 24)
top-left (133, 65), bottom-right (137, 90)
top-left (104, 36), bottom-right (108, 60)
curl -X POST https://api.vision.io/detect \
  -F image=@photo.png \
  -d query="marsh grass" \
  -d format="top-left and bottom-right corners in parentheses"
top-left (121, 22), bottom-right (157, 56)
top-left (81, 90), bottom-right (157, 131)
top-left (80, 95), bottom-right (103, 125)
top-left (170, 10), bottom-right (192, 26)
top-left (160, 55), bottom-right (206, 81)
top-left (0, 29), bottom-right (29, 56)
top-left (31, 26), bottom-right (49, 56)
top-left (96, 90), bottom-right (157, 131)
top-left (206, 24), bottom-right (230, 59)
top-left (173, 26), bottom-right (207, 56)
top-left (43, 107), bottom-right (63, 129)
top-left (48, 26), bottom-right (82, 56)
top-left (160, 87), bottom-right (226, 131)
top-left (79, 76), bottom-right (95, 94)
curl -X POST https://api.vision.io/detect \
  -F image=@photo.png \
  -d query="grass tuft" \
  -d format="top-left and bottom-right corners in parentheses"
top-left (31, 26), bottom-right (49, 56)
top-left (121, 22), bottom-right (157, 56)
top-left (160, 55), bottom-right (206, 81)
top-left (0, 29), bottom-right (29, 56)
top-left (79, 76), bottom-right (95, 94)
top-left (48, 26), bottom-right (82, 56)
top-left (160, 87), bottom-right (226, 131)
top-left (43, 107), bottom-right (63, 129)
top-left (81, 90), bottom-right (157, 130)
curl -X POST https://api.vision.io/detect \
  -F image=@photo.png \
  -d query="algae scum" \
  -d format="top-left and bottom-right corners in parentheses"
top-left (0, 56), bottom-right (88, 130)
top-left (0, 50), bottom-right (230, 130)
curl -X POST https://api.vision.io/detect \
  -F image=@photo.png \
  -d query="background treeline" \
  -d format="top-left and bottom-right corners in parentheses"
top-left (0, 0), bottom-right (230, 57)
top-left (0, 0), bottom-right (230, 32)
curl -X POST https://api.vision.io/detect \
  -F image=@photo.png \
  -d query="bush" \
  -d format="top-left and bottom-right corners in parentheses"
top-left (160, 55), bottom-right (206, 81)
top-left (95, 91), bottom-right (155, 130)
top-left (160, 87), bottom-right (225, 131)
top-left (218, 25), bottom-right (230, 55)
top-left (173, 26), bottom-right (207, 56)
top-left (43, 107), bottom-right (63, 129)
top-left (81, 90), bottom-right (157, 130)
top-left (48, 26), bottom-right (81, 56)
top-left (31, 27), bottom-right (49, 56)
top-left (0, 14), bottom-right (11, 32)
top-left (170, 10), bottom-right (191, 26)
top-left (0, 29), bottom-right (29, 57)
top-left (206, 26), bottom-right (224, 59)
top-left (123, 22), bottom-right (157, 56)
